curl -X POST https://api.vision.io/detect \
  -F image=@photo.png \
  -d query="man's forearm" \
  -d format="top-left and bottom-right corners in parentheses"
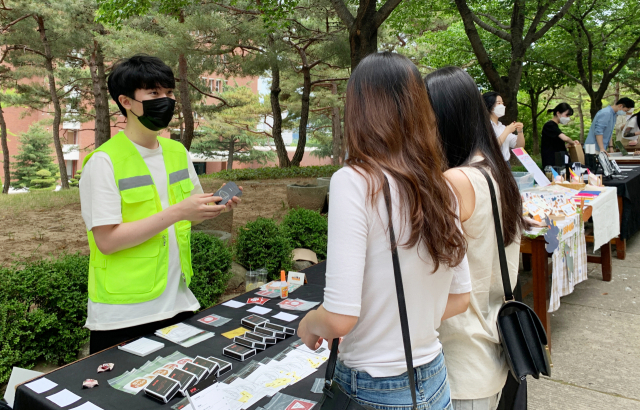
top-left (93, 205), bottom-right (183, 255)
top-left (596, 135), bottom-right (605, 151)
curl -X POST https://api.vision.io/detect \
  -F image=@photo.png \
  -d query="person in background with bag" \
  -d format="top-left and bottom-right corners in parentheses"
top-left (541, 103), bottom-right (580, 168)
top-left (297, 52), bottom-right (472, 410)
top-left (425, 67), bottom-right (530, 410)
top-left (482, 92), bottom-right (525, 164)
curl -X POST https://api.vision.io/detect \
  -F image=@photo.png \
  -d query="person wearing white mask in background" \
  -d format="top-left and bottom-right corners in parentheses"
top-left (482, 92), bottom-right (525, 165)
top-left (541, 103), bottom-right (580, 168)
top-left (585, 97), bottom-right (635, 155)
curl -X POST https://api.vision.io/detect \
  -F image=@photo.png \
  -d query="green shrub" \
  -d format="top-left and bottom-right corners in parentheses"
top-left (235, 217), bottom-right (294, 279)
top-left (205, 165), bottom-right (340, 181)
top-left (189, 232), bottom-right (233, 309)
top-left (0, 254), bottom-right (90, 384)
top-left (281, 208), bottom-right (328, 260)
top-left (30, 169), bottom-right (57, 190)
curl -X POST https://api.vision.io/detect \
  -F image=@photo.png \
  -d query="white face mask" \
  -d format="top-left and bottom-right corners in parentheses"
top-left (559, 116), bottom-right (571, 125)
top-left (493, 104), bottom-right (506, 117)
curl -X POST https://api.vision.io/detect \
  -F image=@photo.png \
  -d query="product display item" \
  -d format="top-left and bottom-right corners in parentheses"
top-left (82, 379), bottom-right (99, 389)
top-left (260, 322), bottom-right (296, 336)
top-left (207, 357), bottom-right (233, 377)
top-left (234, 336), bottom-right (267, 351)
top-left (193, 356), bottom-right (219, 378)
top-left (168, 369), bottom-right (198, 396)
top-left (97, 363), bottom-right (114, 373)
top-left (245, 331), bottom-right (277, 345)
top-left (223, 343), bottom-right (257, 361)
top-left (254, 325), bottom-right (286, 340)
top-left (197, 314), bottom-right (231, 327)
top-left (241, 314), bottom-right (270, 329)
top-left (144, 375), bottom-right (181, 404)
top-left (181, 362), bottom-right (208, 382)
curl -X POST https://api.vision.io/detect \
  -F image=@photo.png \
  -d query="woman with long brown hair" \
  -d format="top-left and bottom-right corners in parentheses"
top-left (425, 67), bottom-right (529, 410)
top-left (297, 52), bottom-right (471, 410)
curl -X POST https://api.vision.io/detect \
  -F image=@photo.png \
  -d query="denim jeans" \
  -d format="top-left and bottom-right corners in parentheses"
top-left (334, 352), bottom-right (452, 410)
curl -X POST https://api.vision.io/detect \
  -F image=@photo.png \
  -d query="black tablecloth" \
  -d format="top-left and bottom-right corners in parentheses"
top-left (603, 167), bottom-right (640, 240)
top-left (14, 262), bottom-right (328, 410)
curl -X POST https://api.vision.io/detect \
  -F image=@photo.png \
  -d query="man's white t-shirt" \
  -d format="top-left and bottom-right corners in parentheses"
top-left (491, 121), bottom-right (518, 161)
top-left (323, 167), bottom-right (472, 377)
top-left (79, 139), bottom-right (203, 331)
top-left (623, 116), bottom-right (639, 140)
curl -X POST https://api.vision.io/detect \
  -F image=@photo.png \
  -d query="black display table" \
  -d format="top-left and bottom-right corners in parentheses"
top-left (603, 167), bottom-right (640, 259)
top-left (14, 262), bottom-right (328, 410)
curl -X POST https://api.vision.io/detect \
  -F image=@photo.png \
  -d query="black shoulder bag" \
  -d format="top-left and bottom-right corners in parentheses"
top-left (319, 176), bottom-right (418, 410)
top-left (479, 168), bottom-right (552, 383)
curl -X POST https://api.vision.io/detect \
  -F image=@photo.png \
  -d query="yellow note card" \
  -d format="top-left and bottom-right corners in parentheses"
top-left (222, 327), bottom-right (249, 339)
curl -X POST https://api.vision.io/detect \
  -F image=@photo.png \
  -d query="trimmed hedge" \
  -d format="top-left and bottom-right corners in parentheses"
top-left (0, 254), bottom-right (90, 385)
top-left (281, 208), bottom-right (328, 260)
top-left (235, 217), bottom-right (294, 279)
top-left (190, 232), bottom-right (234, 309)
top-left (205, 165), bottom-right (340, 181)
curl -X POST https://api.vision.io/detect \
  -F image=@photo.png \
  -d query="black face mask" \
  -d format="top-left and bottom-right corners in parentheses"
top-left (130, 97), bottom-right (176, 131)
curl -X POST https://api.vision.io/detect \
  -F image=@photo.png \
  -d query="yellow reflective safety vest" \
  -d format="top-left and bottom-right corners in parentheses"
top-left (82, 131), bottom-right (194, 304)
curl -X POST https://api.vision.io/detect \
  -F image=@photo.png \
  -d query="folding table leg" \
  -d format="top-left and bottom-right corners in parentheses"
top-left (532, 238), bottom-right (551, 347)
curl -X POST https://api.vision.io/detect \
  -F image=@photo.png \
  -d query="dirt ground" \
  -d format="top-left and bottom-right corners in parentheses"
top-left (0, 177), bottom-right (317, 266)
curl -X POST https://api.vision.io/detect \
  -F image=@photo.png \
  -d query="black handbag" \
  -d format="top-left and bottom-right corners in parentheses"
top-left (479, 168), bottom-right (552, 383)
top-left (319, 176), bottom-right (418, 410)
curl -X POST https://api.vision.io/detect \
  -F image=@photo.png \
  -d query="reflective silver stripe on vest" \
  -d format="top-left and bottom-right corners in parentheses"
top-left (169, 168), bottom-right (189, 185)
top-left (119, 175), bottom-right (154, 191)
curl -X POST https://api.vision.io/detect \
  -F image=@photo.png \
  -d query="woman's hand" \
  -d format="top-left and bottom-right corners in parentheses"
top-left (505, 122), bottom-right (518, 134)
top-left (514, 122), bottom-right (524, 133)
top-left (298, 311), bottom-right (323, 350)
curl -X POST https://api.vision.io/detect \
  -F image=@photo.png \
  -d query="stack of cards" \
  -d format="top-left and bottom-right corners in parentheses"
top-left (244, 330), bottom-right (277, 345)
top-left (155, 323), bottom-right (214, 347)
top-left (222, 343), bottom-right (257, 361)
top-left (207, 357), bottom-right (232, 377)
top-left (118, 337), bottom-right (164, 357)
top-left (277, 299), bottom-right (320, 312)
top-left (241, 314), bottom-right (269, 329)
top-left (144, 375), bottom-right (181, 403)
top-left (260, 322), bottom-right (296, 336)
top-left (168, 368), bottom-right (198, 396)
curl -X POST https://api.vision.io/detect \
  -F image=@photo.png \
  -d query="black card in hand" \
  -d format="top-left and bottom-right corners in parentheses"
top-left (214, 182), bottom-right (242, 205)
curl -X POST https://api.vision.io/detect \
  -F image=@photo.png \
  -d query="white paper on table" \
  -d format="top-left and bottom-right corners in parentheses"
top-left (25, 377), bottom-right (58, 394)
top-left (247, 306), bottom-right (272, 315)
top-left (272, 312), bottom-right (298, 322)
top-left (70, 402), bottom-right (105, 410)
top-left (187, 384), bottom-right (235, 410)
top-left (180, 331), bottom-right (214, 348)
top-left (46, 389), bottom-right (81, 407)
top-left (222, 300), bottom-right (246, 308)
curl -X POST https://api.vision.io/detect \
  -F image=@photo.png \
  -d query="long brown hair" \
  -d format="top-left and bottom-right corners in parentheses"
top-left (425, 66), bottom-right (528, 245)
top-left (344, 52), bottom-right (466, 271)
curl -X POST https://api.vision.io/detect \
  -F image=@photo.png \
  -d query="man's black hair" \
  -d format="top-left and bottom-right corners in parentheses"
top-left (482, 91), bottom-right (500, 113)
top-left (617, 97), bottom-right (635, 109)
top-left (107, 54), bottom-right (175, 117)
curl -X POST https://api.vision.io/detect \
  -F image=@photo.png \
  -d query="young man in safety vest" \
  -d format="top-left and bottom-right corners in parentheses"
top-left (79, 55), bottom-right (241, 354)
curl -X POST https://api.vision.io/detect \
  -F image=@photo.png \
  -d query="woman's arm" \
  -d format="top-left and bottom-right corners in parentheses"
top-left (297, 305), bottom-right (358, 350)
top-left (442, 292), bottom-right (471, 320)
top-left (558, 133), bottom-right (580, 145)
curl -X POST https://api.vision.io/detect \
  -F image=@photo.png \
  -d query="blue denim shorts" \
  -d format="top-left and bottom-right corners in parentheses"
top-left (333, 352), bottom-right (452, 410)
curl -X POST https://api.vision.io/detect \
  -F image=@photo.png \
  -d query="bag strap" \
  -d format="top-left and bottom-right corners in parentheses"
top-left (478, 168), bottom-right (514, 301)
top-left (322, 176), bottom-right (418, 410)
top-left (382, 175), bottom-right (418, 410)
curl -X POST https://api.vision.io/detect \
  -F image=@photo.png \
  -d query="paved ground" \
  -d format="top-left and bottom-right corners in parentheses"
top-left (525, 235), bottom-right (640, 409)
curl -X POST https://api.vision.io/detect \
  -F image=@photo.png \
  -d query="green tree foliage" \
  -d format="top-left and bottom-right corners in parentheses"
top-left (189, 232), bottom-right (233, 309)
top-left (11, 125), bottom-right (59, 189)
top-left (30, 169), bottom-right (57, 190)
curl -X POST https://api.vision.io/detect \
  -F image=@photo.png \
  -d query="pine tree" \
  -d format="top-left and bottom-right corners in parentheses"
top-left (30, 169), bottom-right (57, 190)
top-left (11, 124), bottom-right (59, 189)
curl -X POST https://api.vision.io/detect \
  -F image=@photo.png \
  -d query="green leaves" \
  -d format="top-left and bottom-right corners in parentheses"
top-left (235, 217), bottom-right (294, 279)
top-left (189, 232), bottom-right (234, 309)
top-left (204, 164), bottom-right (341, 181)
top-left (281, 208), bottom-right (328, 260)
top-left (96, 0), bottom-right (195, 27)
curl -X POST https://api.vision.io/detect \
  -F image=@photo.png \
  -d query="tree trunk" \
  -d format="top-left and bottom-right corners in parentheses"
top-left (36, 15), bottom-right (69, 189)
top-left (589, 90), bottom-right (603, 119)
top-left (178, 12), bottom-right (195, 150)
top-left (0, 101), bottom-right (10, 194)
top-left (615, 82), bottom-right (620, 102)
top-left (269, 57), bottom-right (290, 168)
top-left (577, 91), bottom-right (585, 143)
top-left (90, 37), bottom-right (111, 149)
top-left (291, 66), bottom-right (311, 166)
top-left (529, 91), bottom-right (540, 155)
top-left (349, 13), bottom-right (379, 71)
top-left (330, 83), bottom-right (343, 166)
top-left (227, 139), bottom-right (234, 170)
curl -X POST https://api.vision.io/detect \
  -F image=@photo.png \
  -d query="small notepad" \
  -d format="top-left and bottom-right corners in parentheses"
top-left (46, 389), bottom-right (81, 407)
top-left (118, 337), bottom-right (164, 357)
top-left (25, 377), bottom-right (58, 394)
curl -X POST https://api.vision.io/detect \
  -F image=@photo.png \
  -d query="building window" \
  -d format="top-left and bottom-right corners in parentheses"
top-left (215, 79), bottom-right (222, 93)
top-left (209, 79), bottom-right (214, 92)
top-left (66, 130), bottom-right (78, 145)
